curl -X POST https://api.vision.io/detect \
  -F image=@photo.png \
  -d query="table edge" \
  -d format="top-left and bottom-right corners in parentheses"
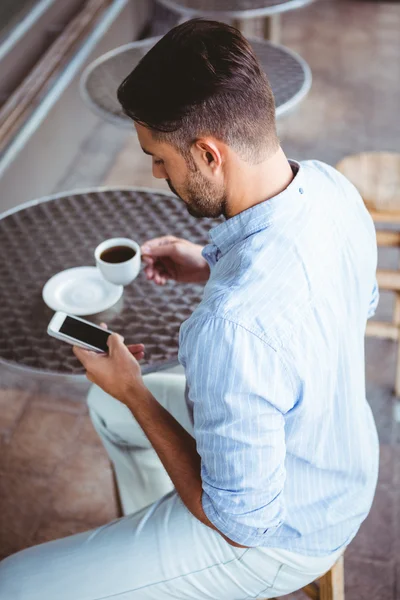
top-left (0, 185), bottom-right (179, 221)
top-left (80, 36), bottom-right (312, 126)
top-left (0, 356), bottom-right (181, 379)
top-left (156, 0), bottom-right (315, 19)
top-left (276, 43), bottom-right (312, 117)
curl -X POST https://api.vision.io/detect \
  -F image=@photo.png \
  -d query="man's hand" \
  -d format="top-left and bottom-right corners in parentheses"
top-left (73, 330), bottom-right (146, 404)
top-left (141, 236), bottom-right (210, 285)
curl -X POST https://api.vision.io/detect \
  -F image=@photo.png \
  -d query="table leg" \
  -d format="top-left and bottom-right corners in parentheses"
top-left (233, 15), bottom-right (281, 43)
top-left (263, 15), bottom-right (281, 43)
top-left (232, 17), bottom-right (245, 33)
top-left (319, 554), bottom-right (345, 600)
top-left (232, 17), bottom-right (263, 39)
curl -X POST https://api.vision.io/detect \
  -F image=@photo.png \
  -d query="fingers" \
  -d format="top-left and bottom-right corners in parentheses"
top-left (154, 273), bottom-right (167, 285)
top-left (141, 236), bottom-right (178, 255)
top-left (126, 343), bottom-right (145, 351)
top-left (144, 255), bottom-right (170, 283)
top-left (141, 238), bottom-right (178, 284)
top-left (144, 264), bottom-right (155, 280)
top-left (144, 269), bottom-right (166, 285)
top-left (106, 333), bottom-right (126, 358)
top-left (130, 351), bottom-right (145, 360)
top-left (107, 332), bottom-right (123, 348)
top-left (141, 236), bottom-right (178, 258)
top-left (74, 337), bottom-right (144, 366)
top-left (144, 265), bottom-right (168, 284)
top-left (73, 345), bottom-right (96, 368)
top-left (100, 322), bottom-right (107, 329)
top-left (127, 343), bottom-right (145, 358)
top-left (107, 335), bottom-right (144, 364)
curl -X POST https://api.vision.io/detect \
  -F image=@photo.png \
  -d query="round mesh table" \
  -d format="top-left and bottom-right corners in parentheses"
top-left (156, 0), bottom-right (314, 19)
top-left (80, 37), bottom-right (311, 127)
top-left (0, 188), bottom-right (221, 377)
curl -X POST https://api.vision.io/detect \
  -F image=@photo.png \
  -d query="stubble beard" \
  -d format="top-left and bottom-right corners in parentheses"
top-left (167, 167), bottom-right (227, 219)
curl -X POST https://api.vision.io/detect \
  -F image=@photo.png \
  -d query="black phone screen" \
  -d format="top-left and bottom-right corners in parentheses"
top-left (60, 316), bottom-right (110, 352)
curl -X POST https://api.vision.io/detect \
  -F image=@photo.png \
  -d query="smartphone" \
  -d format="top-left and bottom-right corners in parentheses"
top-left (47, 311), bottom-right (113, 353)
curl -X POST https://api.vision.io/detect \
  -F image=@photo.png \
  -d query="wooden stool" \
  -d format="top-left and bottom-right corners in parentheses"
top-left (112, 462), bottom-right (345, 599)
top-left (270, 554), bottom-right (345, 600)
top-left (336, 152), bottom-right (400, 395)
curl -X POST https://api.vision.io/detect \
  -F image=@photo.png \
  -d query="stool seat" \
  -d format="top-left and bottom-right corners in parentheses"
top-left (270, 553), bottom-right (345, 599)
top-left (336, 152), bottom-right (400, 218)
top-left (111, 456), bottom-right (345, 599)
top-left (157, 0), bottom-right (315, 19)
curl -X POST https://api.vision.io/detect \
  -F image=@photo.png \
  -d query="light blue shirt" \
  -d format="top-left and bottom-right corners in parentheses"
top-left (178, 159), bottom-right (380, 556)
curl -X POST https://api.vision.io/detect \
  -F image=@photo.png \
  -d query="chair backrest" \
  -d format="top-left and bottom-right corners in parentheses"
top-left (336, 152), bottom-right (400, 215)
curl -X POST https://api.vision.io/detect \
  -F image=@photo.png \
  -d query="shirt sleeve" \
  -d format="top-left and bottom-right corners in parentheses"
top-left (179, 315), bottom-right (296, 547)
top-left (367, 280), bottom-right (379, 319)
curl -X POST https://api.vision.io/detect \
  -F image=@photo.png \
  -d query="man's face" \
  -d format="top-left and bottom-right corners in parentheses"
top-left (135, 123), bottom-right (227, 219)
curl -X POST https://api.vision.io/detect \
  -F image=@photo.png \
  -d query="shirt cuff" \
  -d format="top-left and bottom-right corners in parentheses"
top-left (201, 490), bottom-right (282, 548)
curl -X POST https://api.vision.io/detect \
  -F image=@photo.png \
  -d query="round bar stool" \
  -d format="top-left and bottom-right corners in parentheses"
top-left (156, 0), bottom-right (316, 43)
top-left (80, 36), bottom-right (312, 127)
top-left (336, 152), bottom-right (400, 395)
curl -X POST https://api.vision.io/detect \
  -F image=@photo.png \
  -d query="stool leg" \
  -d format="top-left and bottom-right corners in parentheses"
top-left (394, 293), bottom-right (400, 396)
top-left (302, 582), bottom-right (320, 599)
top-left (232, 17), bottom-right (244, 32)
top-left (319, 555), bottom-right (345, 600)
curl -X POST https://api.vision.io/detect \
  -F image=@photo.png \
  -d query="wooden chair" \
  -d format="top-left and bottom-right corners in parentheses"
top-left (336, 151), bottom-right (400, 395)
top-left (270, 554), bottom-right (345, 600)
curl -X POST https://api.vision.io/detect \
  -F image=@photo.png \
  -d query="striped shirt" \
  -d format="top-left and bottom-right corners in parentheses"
top-left (178, 159), bottom-right (379, 555)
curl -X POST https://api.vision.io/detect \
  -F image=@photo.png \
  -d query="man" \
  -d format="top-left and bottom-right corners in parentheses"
top-left (0, 19), bottom-right (379, 600)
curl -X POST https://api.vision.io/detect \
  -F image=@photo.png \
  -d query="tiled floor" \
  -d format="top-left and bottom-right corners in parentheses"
top-left (1, 0), bottom-right (400, 598)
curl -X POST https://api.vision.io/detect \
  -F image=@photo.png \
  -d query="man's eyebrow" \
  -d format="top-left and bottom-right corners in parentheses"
top-left (141, 147), bottom-right (153, 156)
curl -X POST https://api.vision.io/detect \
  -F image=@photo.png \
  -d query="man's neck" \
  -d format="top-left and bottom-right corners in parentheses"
top-left (224, 147), bottom-right (295, 219)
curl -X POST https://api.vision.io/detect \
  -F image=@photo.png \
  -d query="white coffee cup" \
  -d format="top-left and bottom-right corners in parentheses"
top-left (95, 238), bottom-right (141, 286)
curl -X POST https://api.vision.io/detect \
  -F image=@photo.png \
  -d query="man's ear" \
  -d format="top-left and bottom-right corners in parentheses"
top-left (193, 139), bottom-right (223, 172)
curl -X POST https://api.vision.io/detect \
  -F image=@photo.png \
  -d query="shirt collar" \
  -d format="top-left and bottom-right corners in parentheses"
top-left (203, 160), bottom-right (304, 264)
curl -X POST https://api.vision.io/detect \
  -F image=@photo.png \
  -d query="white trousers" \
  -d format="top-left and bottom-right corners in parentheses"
top-left (0, 372), bottom-right (342, 600)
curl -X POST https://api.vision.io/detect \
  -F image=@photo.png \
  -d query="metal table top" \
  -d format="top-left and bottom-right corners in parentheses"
top-left (0, 188), bottom-right (220, 377)
top-left (156, 0), bottom-right (315, 19)
top-left (80, 37), bottom-right (311, 127)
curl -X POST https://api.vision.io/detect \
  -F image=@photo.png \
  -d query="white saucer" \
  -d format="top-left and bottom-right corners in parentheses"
top-left (42, 267), bottom-right (123, 316)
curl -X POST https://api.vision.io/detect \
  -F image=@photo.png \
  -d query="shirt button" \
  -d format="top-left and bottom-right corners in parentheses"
top-left (299, 188), bottom-right (304, 194)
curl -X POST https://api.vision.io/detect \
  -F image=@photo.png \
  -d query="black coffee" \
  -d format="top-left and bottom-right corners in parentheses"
top-left (100, 245), bottom-right (136, 263)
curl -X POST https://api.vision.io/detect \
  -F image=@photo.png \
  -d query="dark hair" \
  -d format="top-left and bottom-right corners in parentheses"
top-left (117, 19), bottom-right (278, 163)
